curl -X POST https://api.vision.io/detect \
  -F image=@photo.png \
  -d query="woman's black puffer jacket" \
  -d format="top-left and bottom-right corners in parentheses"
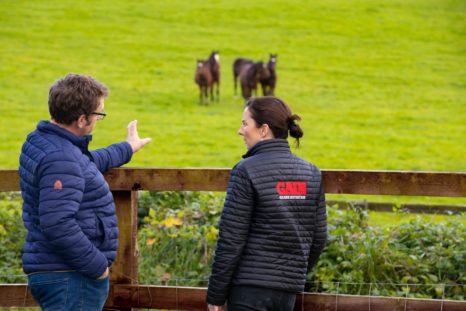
top-left (207, 139), bottom-right (327, 305)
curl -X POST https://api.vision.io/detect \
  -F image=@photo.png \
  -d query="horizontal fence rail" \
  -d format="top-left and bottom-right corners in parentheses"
top-left (109, 285), bottom-right (466, 311)
top-left (1, 168), bottom-right (466, 196)
top-left (0, 284), bottom-right (464, 311)
top-left (326, 200), bottom-right (466, 214)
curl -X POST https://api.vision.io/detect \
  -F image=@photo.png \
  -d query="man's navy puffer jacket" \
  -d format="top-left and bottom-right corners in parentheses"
top-left (207, 139), bottom-right (327, 305)
top-left (19, 121), bottom-right (133, 279)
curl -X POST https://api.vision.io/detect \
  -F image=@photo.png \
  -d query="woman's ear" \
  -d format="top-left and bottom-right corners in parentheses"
top-left (261, 124), bottom-right (270, 138)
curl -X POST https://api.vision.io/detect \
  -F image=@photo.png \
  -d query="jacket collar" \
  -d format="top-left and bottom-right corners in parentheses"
top-left (242, 139), bottom-right (291, 159)
top-left (37, 120), bottom-right (94, 159)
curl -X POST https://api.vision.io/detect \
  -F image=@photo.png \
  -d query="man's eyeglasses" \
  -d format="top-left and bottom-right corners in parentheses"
top-left (91, 111), bottom-right (106, 120)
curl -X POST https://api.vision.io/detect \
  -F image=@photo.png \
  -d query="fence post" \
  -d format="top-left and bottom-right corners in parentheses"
top-left (105, 190), bottom-right (139, 310)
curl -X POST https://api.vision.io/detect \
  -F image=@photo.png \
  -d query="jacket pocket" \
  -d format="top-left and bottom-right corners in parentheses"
top-left (95, 215), bottom-right (108, 248)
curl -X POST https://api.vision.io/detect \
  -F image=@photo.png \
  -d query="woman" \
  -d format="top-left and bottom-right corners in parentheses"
top-left (207, 96), bottom-right (327, 311)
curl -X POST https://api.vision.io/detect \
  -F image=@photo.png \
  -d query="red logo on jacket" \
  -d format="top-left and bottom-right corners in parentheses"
top-left (276, 181), bottom-right (306, 199)
top-left (54, 180), bottom-right (63, 190)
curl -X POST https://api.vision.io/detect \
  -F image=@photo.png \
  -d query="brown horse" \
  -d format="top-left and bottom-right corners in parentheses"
top-left (194, 59), bottom-right (213, 105)
top-left (260, 54), bottom-right (277, 96)
top-left (207, 51), bottom-right (220, 101)
top-left (239, 61), bottom-right (270, 100)
top-left (233, 58), bottom-right (253, 96)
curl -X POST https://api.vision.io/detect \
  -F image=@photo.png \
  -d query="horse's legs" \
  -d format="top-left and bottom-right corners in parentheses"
top-left (234, 76), bottom-right (237, 96)
top-left (209, 85), bottom-right (214, 103)
top-left (261, 82), bottom-right (267, 96)
top-left (252, 85), bottom-right (258, 97)
top-left (204, 86), bottom-right (209, 105)
top-left (200, 86), bottom-right (208, 105)
top-left (199, 86), bottom-right (203, 105)
top-left (216, 82), bottom-right (220, 102)
top-left (242, 86), bottom-right (250, 100)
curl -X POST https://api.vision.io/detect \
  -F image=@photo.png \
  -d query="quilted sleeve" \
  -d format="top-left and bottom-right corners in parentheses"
top-left (90, 141), bottom-right (133, 173)
top-left (207, 163), bottom-right (254, 306)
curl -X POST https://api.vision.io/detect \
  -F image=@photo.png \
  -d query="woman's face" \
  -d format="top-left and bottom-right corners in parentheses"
top-left (238, 107), bottom-right (263, 149)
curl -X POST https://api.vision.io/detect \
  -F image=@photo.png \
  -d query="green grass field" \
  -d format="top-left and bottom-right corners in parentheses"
top-left (1, 0), bottom-right (465, 206)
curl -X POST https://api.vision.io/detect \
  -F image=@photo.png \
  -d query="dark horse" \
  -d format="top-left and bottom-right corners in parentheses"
top-left (259, 54), bottom-right (277, 96)
top-left (234, 57), bottom-right (272, 98)
top-left (238, 61), bottom-right (270, 100)
top-left (194, 59), bottom-right (213, 105)
top-left (233, 58), bottom-right (253, 96)
top-left (208, 50), bottom-right (220, 101)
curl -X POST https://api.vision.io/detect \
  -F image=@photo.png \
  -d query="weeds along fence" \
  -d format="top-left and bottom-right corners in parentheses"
top-left (0, 168), bottom-right (465, 311)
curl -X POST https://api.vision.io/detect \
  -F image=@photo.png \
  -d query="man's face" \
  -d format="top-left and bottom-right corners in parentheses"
top-left (83, 97), bottom-right (105, 135)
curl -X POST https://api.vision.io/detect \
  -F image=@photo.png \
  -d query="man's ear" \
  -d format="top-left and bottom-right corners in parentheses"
top-left (77, 115), bottom-right (88, 128)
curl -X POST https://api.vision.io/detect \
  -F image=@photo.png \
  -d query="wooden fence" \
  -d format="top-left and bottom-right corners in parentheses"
top-left (0, 168), bottom-right (465, 310)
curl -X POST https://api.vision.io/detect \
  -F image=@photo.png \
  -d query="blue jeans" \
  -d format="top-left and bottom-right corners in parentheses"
top-left (28, 271), bottom-right (109, 311)
top-left (228, 285), bottom-right (296, 311)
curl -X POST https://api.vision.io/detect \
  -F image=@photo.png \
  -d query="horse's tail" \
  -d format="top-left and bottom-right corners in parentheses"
top-left (234, 74), bottom-right (238, 95)
top-left (233, 60), bottom-right (240, 95)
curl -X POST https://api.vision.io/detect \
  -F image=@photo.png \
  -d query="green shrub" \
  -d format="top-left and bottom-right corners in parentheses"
top-left (138, 191), bottom-right (224, 286)
top-left (138, 192), bottom-right (466, 300)
top-left (1, 191), bottom-right (464, 300)
top-left (307, 204), bottom-right (466, 299)
top-left (0, 192), bottom-right (26, 283)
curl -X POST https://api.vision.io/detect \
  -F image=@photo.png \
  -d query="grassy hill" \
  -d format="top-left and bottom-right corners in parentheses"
top-left (0, 1), bottom-right (465, 293)
top-left (1, 1), bottom-right (465, 206)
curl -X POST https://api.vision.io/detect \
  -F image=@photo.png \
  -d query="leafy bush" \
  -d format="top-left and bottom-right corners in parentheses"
top-left (138, 191), bottom-right (224, 286)
top-left (138, 192), bottom-right (466, 300)
top-left (308, 205), bottom-right (466, 299)
top-left (1, 191), bottom-right (464, 300)
top-left (0, 192), bottom-right (27, 283)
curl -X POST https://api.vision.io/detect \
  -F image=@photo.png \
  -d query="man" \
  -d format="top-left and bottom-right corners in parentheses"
top-left (18, 73), bottom-right (151, 310)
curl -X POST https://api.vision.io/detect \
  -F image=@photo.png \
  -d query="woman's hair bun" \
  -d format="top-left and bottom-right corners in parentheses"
top-left (288, 114), bottom-right (303, 141)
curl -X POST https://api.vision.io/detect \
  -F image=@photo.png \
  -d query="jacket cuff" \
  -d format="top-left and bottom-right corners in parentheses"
top-left (206, 296), bottom-right (226, 306)
top-left (120, 141), bottom-right (133, 164)
top-left (79, 251), bottom-right (109, 279)
top-left (90, 261), bottom-right (108, 279)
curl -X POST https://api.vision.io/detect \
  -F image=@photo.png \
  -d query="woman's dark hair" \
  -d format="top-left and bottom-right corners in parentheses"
top-left (246, 96), bottom-right (304, 147)
top-left (48, 73), bottom-right (109, 124)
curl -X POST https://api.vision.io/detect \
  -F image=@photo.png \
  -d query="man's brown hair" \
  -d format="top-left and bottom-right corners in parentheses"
top-left (48, 74), bottom-right (108, 124)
